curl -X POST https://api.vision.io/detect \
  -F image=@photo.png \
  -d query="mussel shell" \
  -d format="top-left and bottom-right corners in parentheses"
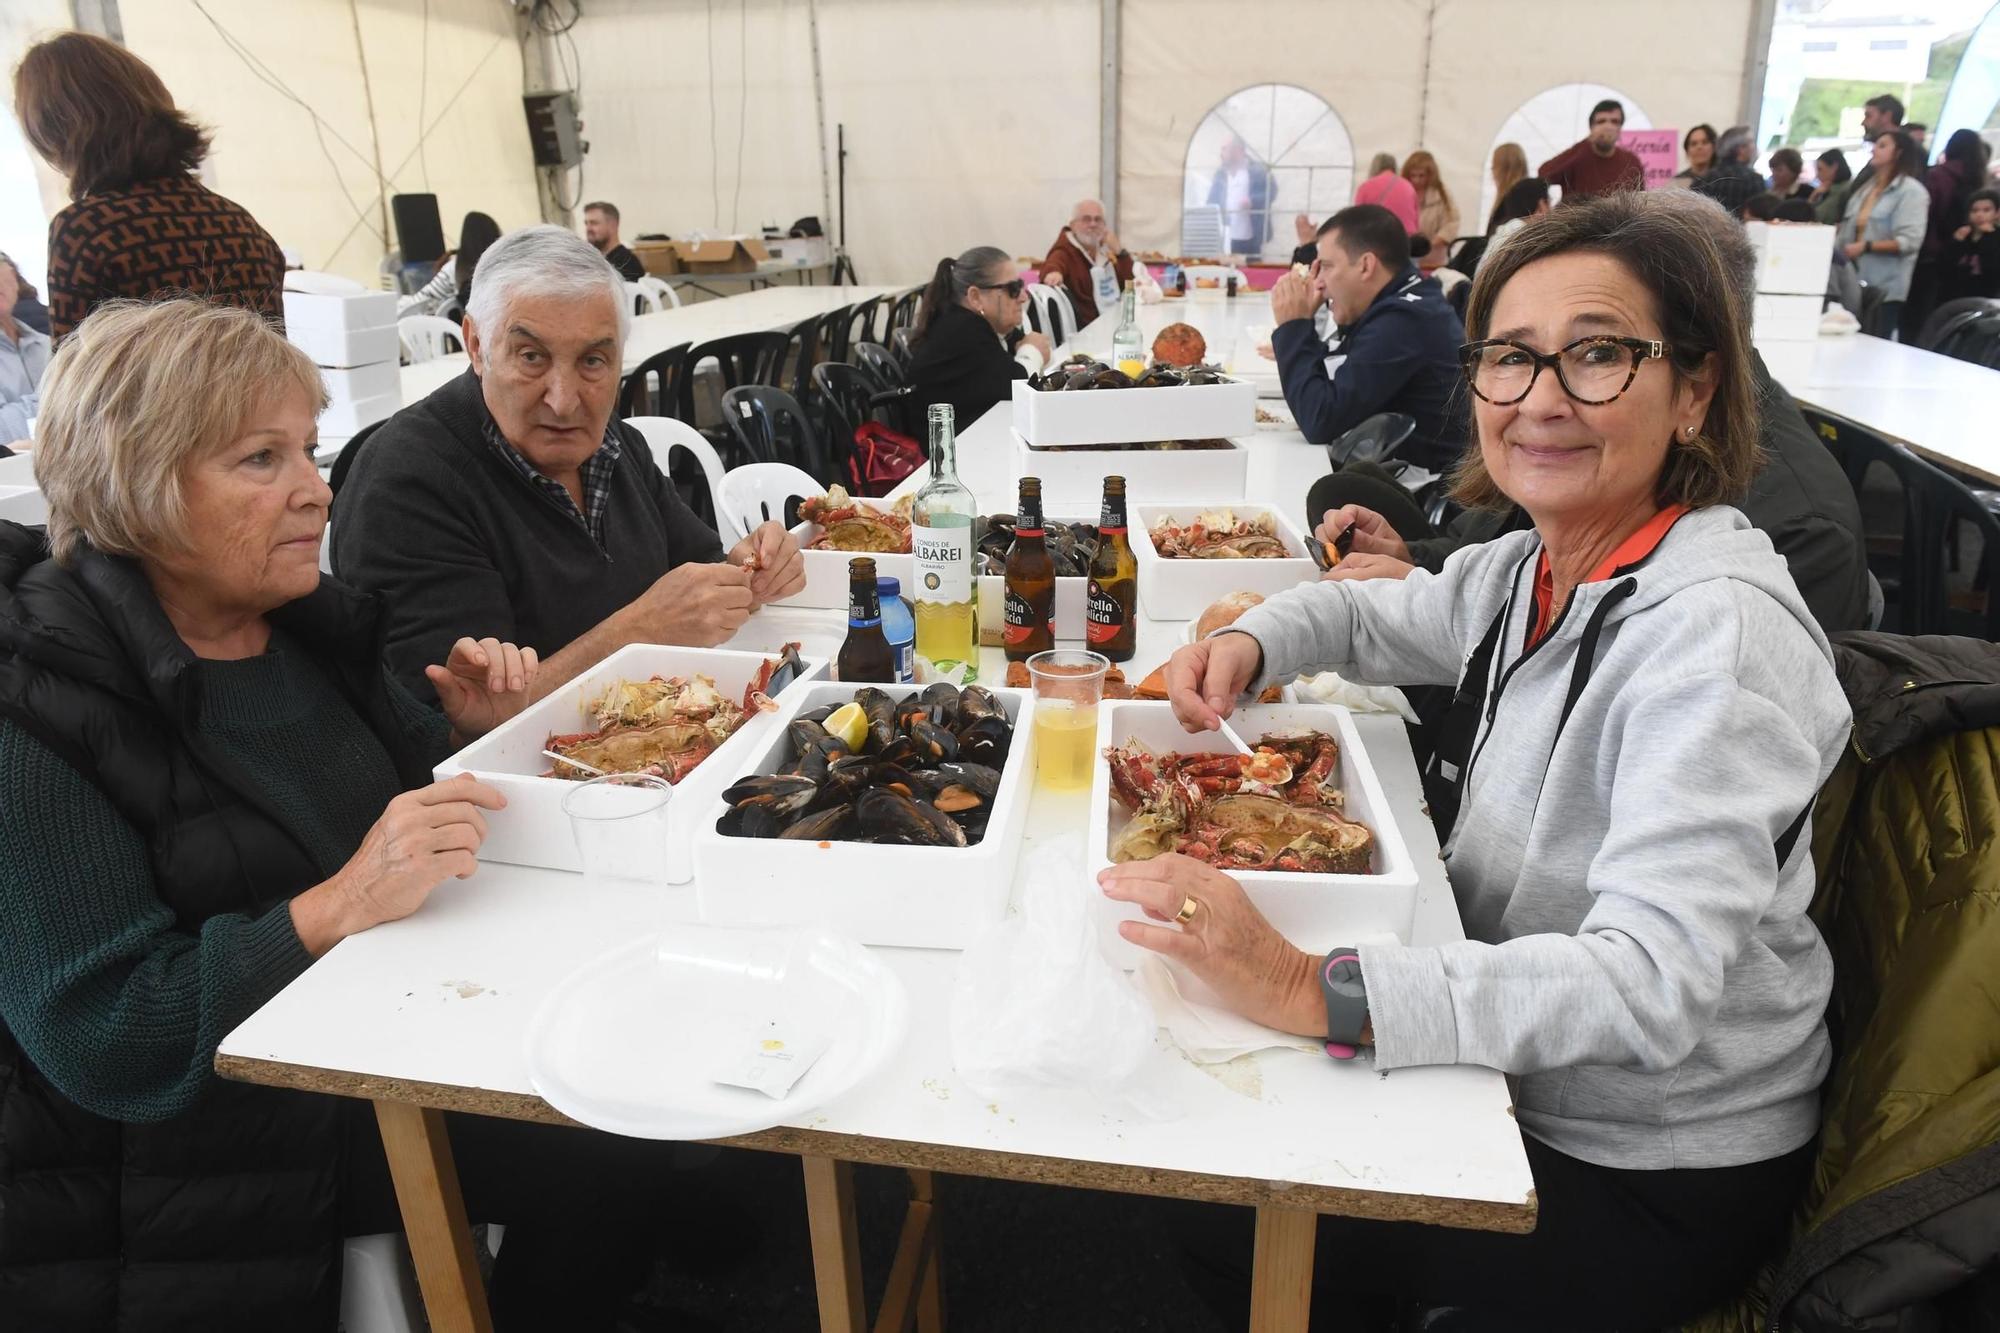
top-left (796, 704), bottom-right (837, 725)
top-left (920, 683), bottom-right (961, 728)
top-left (723, 773), bottom-right (820, 819)
top-left (958, 685), bottom-right (1003, 722)
top-left (932, 762), bottom-right (1000, 807)
top-left (877, 734), bottom-right (921, 768)
top-left (787, 719), bottom-right (829, 754)
top-left (1062, 369), bottom-right (1100, 391)
top-left (956, 715), bottom-right (1013, 767)
top-left (907, 718), bottom-right (959, 765)
top-left (718, 802), bottom-right (788, 838)
top-left (854, 686), bottom-right (898, 751)
top-left (779, 802), bottom-right (854, 840)
top-left (855, 787), bottom-right (968, 847)
top-left (956, 810), bottom-right (991, 843)
top-left (798, 746), bottom-right (834, 784)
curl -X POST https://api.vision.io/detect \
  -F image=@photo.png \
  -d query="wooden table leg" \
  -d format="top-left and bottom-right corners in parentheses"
top-left (373, 1100), bottom-right (493, 1333)
top-left (803, 1155), bottom-right (866, 1333)
top-left (910, 1171), bottom-right (946, 1333)
top-left (1247, 1205), bottom-right (1317, 1333)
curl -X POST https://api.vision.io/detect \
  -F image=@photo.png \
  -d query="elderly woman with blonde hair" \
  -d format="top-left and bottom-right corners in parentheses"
top-left (0, 299), bottom-right (679, 1329)
top-left (1118, 192), bottom-right (1852, 1328)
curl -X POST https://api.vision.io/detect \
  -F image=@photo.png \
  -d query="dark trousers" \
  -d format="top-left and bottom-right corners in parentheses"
top-left (342, 1106), bottom-right (720, 1332)
top-left (1867, 299), bottom-right (1906, 341)
top-left (1173, 1133), bottom-right (1815, 1332)
top-left (1304, 462), bottom-right (1438, 547)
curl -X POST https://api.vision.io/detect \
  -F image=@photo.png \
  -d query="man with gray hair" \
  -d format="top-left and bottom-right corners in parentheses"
top-left (1694, 126), bottom-right (1767, 216)
top-left (1038, 198), bottom-right (1133, 327)
top-left (334, 224), bottom-right (805, 703)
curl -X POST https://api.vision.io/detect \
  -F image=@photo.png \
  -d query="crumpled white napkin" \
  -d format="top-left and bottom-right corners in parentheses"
top-left (1291, 671), bottom-right (1420, 723)
top-left (1133, 933), bottom-right (1402, 1064)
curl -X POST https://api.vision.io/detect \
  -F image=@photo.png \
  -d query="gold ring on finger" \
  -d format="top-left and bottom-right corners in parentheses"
top-left (1175, 895), bottom-right (1200, 925)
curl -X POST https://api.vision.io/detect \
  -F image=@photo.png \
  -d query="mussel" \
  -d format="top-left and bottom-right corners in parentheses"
top-left (780, 803), bottom-right (853, 840)
top-left (920, 682), bottom-right (961, 728)
top-left (958, 685), bottom-right (1003, 722)
top-left (906, 718), bottom-right (959, 765)
top-left (722, 773), bottom-right (819, 819)
top-left (856, 787), bottom-right (967, 847)
top-left (956, 715), bottom-right (1013, 767)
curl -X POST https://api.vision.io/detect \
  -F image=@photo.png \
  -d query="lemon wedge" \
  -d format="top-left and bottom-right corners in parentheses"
top-left (824, 701), bottom-right (869, 752)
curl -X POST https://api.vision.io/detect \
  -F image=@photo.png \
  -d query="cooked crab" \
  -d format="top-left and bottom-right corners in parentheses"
top-left (799, 485), bottom-right (914, 553)
top-left (1147, 509), bottom-right (1291, 560)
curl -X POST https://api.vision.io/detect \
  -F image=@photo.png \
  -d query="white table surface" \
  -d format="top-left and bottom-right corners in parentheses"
top-left (398, 284), bottom-right (904, 407)
top-left (220, 525), bottom-right (1534, 1227)
top-left (1757, 331), bottom-right (2000, 486)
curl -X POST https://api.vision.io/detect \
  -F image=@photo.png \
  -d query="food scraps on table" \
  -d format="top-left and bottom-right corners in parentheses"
top-left (1147, 510), bottom-right (1291, 560)
top-left (1150, 322), bottom-right (1207, 367)
top-left (717, 684), bottom-right (1013, 846)
top-left (799, 486), bottom-right (914, 553)
top-left (546, 645), bottom-right (804, 781)
top-left (1103, 730), bottom-right (1374, 873)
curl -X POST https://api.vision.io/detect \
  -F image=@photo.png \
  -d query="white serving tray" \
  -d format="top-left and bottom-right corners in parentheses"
top-left (1130, 502), bottom-right (1317, 622)
top-left (282, 288), bottom-right (399, 333)
top-left (1745, 221), bottom-right (1835, 297)
top-left (1089, 701), bottom-right (1418, 965)
top-left (289, 323), bottom-right (399, 369)
top-left (772, 519), bottom-right (916, 611)
top-left (0, 484), bottom-right (46, 526)
top-left (1011, 430), bottom-right (1248, 509)
top-left (693, 681), bottom-right (1037, 949)
top-left (435, 643), bottom-right (827, 879)
top-left (1010, 374), bottom-right (1255, 447)
top-left (525, 926), bottom-right (908, 1140)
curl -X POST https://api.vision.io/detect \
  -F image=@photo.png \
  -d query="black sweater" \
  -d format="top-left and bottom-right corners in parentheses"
top-left (331, 369), bottom-right (725, 700)
top-left (907, 301), bottom-right (1028, 431)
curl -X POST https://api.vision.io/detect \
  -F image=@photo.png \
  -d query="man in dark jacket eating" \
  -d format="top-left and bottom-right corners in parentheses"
top-left (1270, 204), bottom-right (1467, 471)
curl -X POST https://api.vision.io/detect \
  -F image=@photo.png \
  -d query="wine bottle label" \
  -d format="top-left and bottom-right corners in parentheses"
top-left (911, 524), bottom-right (972, 604)
top-left (1085, 579), bottom-right (1127, 644)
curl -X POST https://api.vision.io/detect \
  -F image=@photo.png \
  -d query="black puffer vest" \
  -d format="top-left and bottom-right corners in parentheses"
top-left (0, 523), bottom-right (438, 1331)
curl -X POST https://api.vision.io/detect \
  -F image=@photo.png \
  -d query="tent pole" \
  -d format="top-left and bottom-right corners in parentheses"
top-left (807, 0), bottom-right (835, 240)
top-left (1099, 0), bottom-right (1118, 219)
top-left (1739, 0), bottom-right (1779, 139)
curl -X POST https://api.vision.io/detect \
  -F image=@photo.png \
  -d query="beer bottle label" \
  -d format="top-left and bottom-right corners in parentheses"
top-left (1003, 588), bottom-right (1051, 646)
top-left (1085, 578), bottom-right (1126, 645)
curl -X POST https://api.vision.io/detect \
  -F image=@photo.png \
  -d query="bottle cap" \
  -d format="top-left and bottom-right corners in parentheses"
top-left (877, 576), bottom-right (901, 597)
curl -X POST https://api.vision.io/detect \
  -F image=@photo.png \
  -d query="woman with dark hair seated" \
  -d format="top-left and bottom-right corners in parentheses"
top-left (1121, 191), bottom-right (1851, 1329)
top-left (399, 210), bottom-right (504, 320)
top-left (0, 298), bottom-right (693, 1331)
top-left (906, 246), bottom-right (1052, 429)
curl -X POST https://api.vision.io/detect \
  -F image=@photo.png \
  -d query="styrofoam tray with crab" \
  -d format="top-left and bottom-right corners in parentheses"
top-left (772, 488), bottom-right (916, 610)
top-left (1088, 700), bottom-right (1418, 966)
top-left (1131, 503), bottom-right (1318, 621)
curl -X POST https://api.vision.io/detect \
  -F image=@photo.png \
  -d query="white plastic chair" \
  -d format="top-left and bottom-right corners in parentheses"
top-left (717, 462), bottom-right (821, 547)
top-left (341, 1225), bottom-right (504, 1333)
top-left (398, 315), bottom-right (464, 364)
top-left (624, 416), bottom-right (731, 540)
top-left (626, 281), bottom-right (660, 315)
top-left (1024, 282), bottom-right (1078, 346)
top-left (637, 274), bottom-right (682, 310)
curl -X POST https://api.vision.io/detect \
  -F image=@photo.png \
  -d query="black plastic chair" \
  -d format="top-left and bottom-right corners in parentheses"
top-left (844, 297), bottom-right (883, 355)
top-left (812, 361), bottom-right (913, 481)
top-left (814, 305), bottom-right (855, 367)
top-left (1937, 311), bottom-right (2000, 370)
top-left (890, 327), bottom-right (917, 369)
top-left (1904, 452), bottom-right (2000, 639)
top-left (886, 286), bottom-right (924, 332)
top-left (720, 384), bottom-right (834, 483)
top-left (617, 342), bottom-right (692, 420)
top-left (1327, 413), bottom-right (1418, 470)
top-left (1916, 297), bottom-right (2000, 352)
top-left (683, 331), bottom-right (789, 426)
top-left (853, 342), bottom-right (905, 391)
top-left (780, 316), bottom-right (822, 405)
top-left (1800, 407), bottom-right (1933, 634)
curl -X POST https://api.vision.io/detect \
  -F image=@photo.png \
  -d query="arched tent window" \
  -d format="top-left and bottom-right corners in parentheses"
top-left (1482, 84), bottom-right (1652, 225)
top-left (1181, 85), bottom-right (1353, 261)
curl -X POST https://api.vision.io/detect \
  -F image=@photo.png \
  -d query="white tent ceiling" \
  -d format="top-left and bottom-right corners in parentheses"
top-left (4, 0), bottom-right (1762, 288)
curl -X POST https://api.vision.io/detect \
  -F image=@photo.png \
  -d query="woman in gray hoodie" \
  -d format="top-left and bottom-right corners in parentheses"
top-left (1107, 192), bottom-right (1852, 1328)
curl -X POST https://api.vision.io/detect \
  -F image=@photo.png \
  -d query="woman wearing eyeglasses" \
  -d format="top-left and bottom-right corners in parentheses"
top-left (1108, 191), bottom-right (1850, 1329)
top-left (906, 246), bottom-right (1052, 431)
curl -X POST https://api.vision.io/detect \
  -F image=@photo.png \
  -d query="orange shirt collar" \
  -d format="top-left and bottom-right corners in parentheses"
top-left (1528, 504), bottom-right (1688, 647)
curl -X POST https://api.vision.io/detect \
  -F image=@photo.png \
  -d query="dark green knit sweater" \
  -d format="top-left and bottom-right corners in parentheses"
top-left (0, 630), bottom-right (450, 1122)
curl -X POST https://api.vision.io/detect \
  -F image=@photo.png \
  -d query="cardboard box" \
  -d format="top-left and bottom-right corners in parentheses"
top-left (1011, 430), bottom-right (1250, 509)
top-left (1090, 701), bottom-right (1418, 964)
top-left (318, 390), bottom-right (399, 438)
top-left (318, 360), bottom-right (399, 406)
top-left (289, 323), bottom-right (400, 369)
top-left (282, 289), bottom-right (399, 334)
top-left (1752, 292), bottom-right (1824, 342)
top-left (631, 240), bottom-right (681, 277)
top-left (1129, 502), bottom-right (1317, 622)
top-left (692, 681), bottom-right (1037, 948)
top-left (1011, 376), bottom-right (1255, 448)
top-left (435, 643), bottom-right (828, 878)
top-left (671, 237), bottom-right (771, 274)
top-left (764, 235), bottom-right (832, 268)
top-left (1745, 222), bottom-right (1836, 297)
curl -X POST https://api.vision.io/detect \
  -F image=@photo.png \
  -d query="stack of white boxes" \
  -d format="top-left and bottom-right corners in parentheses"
top-left (282, 289), bottom-right (401, 455)
top-left (1745, 221), bottom-right (1836, 342)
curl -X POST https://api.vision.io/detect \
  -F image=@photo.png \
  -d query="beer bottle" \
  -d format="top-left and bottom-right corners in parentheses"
top-left (1086, 475), bottom-right (1138, 662)
top-left (836, 557), bottom-right (896, 682)
top-left (1002, 477), bottom-right (1056, 661)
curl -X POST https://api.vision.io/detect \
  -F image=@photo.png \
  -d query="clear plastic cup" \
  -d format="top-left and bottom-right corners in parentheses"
top-left (1026, 649), bottom-right (1110, 791)
top-left (562, 773), bottom-right (674, 888)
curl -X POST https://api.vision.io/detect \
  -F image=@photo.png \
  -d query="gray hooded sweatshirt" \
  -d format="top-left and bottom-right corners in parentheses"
top-left (1227, 505), bottom-right (1852, 1170)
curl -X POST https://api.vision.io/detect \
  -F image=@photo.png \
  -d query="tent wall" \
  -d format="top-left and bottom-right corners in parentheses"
top-left (116, 0), bottom-right (542, 283)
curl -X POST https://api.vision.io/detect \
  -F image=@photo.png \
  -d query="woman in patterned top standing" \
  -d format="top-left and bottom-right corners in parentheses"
top-left (14, 32), bottom-right (286, 340)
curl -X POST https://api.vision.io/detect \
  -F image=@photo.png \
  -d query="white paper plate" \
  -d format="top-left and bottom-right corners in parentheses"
top-left (525, 926), bottom-right (908, 1140)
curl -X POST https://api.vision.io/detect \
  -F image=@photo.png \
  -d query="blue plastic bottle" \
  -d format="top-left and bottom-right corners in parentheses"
top-left (877, 576), bottom-right (915, 683)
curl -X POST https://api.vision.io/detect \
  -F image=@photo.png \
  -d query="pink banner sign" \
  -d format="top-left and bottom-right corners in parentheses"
top-left (1621, 129), bottom-right (1680, 190)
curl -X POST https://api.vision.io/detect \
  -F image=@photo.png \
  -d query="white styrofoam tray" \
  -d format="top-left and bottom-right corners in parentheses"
top-left (1090, 701), bottom-right (1418, 964)
top-left (1746, 221), bottom-right (1836, 297)
top-left (283, 288), bottom-right (399, 333)
top-left (0, 484), bottom-right (46, 525)
top-left (1010, 374), bottom-right (1255, 447)
top-left (772, 519), bottom-right (915, 611)
top-left (320, 390), bottom-right (399, 437)
top-left (435, 643), bottom-right (827, 879)
top-left (319, 359), bottom-right (399, 405)
top-left (972, 512), bottom-right (1092, 642)
top-left (1012, 430), bottom-right (1248, 509)
top-left (1130, 502), bottom-right (1317, 622)
top-left (693, 682), bottom-right (1037, 949)
top-left (1752, 292), bottom-right (1824, 342)
top-left (291, 323), bottom-right (400, 369)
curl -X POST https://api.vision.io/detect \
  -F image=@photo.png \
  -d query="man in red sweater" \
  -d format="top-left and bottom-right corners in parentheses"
top-left (1038, 199), bottom-right (1135, 329)
top-left (1540, 99), bottom-right (1645, 201)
